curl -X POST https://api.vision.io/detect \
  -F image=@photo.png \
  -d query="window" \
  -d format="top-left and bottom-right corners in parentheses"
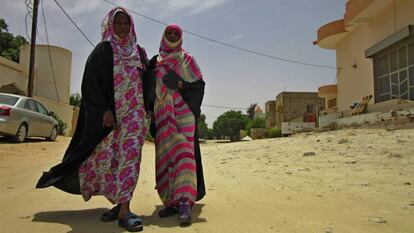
top-left (0, 94), bottom-right (19, 106)
top-left (35, 101), bottom-right (49, 115)
top-left (306, 105), bottom-right (316, 113)
top-left (373, 36), bottom-right (414, 103)
top-left (24, 99), bottom-right (39, 112)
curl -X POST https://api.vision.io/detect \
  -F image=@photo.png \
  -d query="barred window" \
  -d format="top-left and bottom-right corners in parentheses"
top-left (373, 36), bottom-right (414, 103)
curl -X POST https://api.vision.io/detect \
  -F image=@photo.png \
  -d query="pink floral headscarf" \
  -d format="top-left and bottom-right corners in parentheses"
top-left (101, 7), bottom-right (144, 70)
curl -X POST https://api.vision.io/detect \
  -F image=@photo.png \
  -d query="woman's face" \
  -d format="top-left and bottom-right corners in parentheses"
top-left (165, 28), bottom-right (181, 43)
top-left (113, 12), bottom-right (131, 39)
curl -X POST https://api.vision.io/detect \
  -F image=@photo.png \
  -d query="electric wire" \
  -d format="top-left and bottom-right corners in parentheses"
top-left (53, 0), bottom-right (95, 47)
top-left (41, 0), bottom-right (60, 102)
top-left (102, 0), bottom-right (338, 70)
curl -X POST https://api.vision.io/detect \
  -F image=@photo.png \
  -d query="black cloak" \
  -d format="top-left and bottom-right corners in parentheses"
top-left (36, 41), bottom-right (145, 194)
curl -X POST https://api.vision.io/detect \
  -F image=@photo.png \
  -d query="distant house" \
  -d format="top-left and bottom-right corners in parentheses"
top-left (314, 0), bottom-right (414, 112)
top-left (253, 106), bottom-right (265, 119)
top-left (0, 44), bottom-right (76, 136)
top-left (265, 92), bottom-right (325, 128)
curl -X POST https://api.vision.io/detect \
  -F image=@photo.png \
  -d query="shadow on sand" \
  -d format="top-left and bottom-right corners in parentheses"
top-left (32, 208), bottom-right (124, 233)
top-left (141, 204), bottom-right (207, 228)
top-left (0, 137), bottom-right (50, 144)
top-left (32, 204), bottom-right (206, 232)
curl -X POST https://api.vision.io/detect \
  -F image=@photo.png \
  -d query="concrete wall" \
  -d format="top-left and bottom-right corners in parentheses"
top-left (20, 44), bottom-right (72, 104)
top-left (0, 56), bottom-right (28, 94)
top-left (250, 128), bottom-right (266, 139)
top-left (336, 0), bottom-right (414, 111)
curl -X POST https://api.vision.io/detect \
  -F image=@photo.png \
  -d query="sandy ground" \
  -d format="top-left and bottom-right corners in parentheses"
top-left (0, 128), bottom-right (413, 233)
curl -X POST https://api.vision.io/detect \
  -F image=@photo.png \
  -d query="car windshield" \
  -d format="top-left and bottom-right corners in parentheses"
top-left (0, 94), bottom-right (19, 106)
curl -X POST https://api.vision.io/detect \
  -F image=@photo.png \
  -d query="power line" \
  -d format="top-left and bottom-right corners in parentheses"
top-left (24, 0), bottom-right (33, 41)
top-left (53, 0), bottom-right (95, 47)
top-left (102, 0), bottom-right (338, 70)
top-left (202, 104), bottom-right (245, 110)
top-left (43, 1), bottom-right (252, 110)
top-left (41, 0), bottom-right (60, 102)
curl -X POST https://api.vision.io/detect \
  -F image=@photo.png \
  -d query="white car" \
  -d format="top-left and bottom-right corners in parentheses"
top-left (0, 93), bottom-right (59, 142)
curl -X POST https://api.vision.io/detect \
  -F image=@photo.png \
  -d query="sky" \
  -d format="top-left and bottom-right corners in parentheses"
top-left (0, 0), bottom-right (346, 127)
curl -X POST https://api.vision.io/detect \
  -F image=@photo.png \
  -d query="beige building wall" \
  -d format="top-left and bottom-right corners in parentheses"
top-left (335, 0), bottom-right (414, 111)
top-left (265, 100), bottom-right (276, 128)
top-left (20, 44), bottom-right (72, 104)
top-left (1, 45), bottom-right (75, 136)
top-left (0, 56), bottom-right (28, 94)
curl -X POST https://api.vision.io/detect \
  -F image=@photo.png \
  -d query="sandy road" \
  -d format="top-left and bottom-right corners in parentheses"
top-left (0, 128), bottom-right (413, 233)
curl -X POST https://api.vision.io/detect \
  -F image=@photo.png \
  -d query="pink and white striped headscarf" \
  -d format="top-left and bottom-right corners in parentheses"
top-left (155, 24), bottom-right (202, 88)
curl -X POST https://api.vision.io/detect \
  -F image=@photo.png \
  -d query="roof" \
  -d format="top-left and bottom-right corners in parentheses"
top-left (255, 106), bottom-right (263, 113)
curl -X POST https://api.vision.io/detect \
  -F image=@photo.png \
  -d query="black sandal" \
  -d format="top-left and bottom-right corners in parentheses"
top-left (158, 206), bottom-right (179, 218)
top-left (100, 204), bottom-right (121, 222)
top-left (118, 212), bottom-right (143, 232)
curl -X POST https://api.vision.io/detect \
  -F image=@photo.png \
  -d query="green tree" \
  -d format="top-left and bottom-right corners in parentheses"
top-left (207, 128), bottom-right (215, 139)
top-left (246, 103), bottom-right (257, 120)
top-left (213, 110), bottom-right (249, 141)
top-left (0, 18), bottom-right (28, 63)
top-left (197, 113), bottom-right (208, 139)
top-left (69, 93), bottom-right (82, 107)
top-left (245, 117), bottom-right (266, 135)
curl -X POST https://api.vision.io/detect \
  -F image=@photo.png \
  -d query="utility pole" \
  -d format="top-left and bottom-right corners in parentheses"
top-left (27, 0), bottom-right (40, 97)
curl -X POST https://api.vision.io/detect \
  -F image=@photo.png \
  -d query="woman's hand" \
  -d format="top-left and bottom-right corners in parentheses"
top-left (102, 110), bottom-right (117, 129)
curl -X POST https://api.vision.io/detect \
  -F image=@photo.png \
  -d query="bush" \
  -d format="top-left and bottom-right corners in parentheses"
top-left (207, 128), bottom-right (215, 139)
top-left (267, 127), bottom-right (281, 138)
top-left (50, 112), bottom-right (67, 135)
top-left (245, 118), bottom-right (265, 135)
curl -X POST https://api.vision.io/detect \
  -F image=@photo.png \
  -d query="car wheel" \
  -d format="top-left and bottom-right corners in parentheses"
top-left (46, 126), bottom-right (58, 141)
top-left (12, 124), bottom-right (27, 143)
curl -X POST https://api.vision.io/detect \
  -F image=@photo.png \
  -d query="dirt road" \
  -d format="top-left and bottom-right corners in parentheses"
top-left (0, 128), bottom-right (413, 233)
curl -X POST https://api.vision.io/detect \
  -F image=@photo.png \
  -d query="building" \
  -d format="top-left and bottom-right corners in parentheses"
top-left (265, 100), bottom-right (276, 128)
top-left (253, 106), bottom-right (265, 119)
top-left (267, 92), bottom-right (325, 128)
top-left (314, 0), bottom-right (414, 112)
top-left (0, 44), bottom-right (76, 136)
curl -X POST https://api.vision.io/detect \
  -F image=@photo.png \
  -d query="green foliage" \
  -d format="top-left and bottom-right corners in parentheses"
top-left (197, 114), bottom-right (208, 139)
top-left (69, 93), bottom-right (82, 107)
top-left (50, 112), bottom-right (67, 135)
top-left (207, 128), bottom-right (215, 139)
top-left (145, 118), bottom-right (154, 142)
top-left (213, 110), bottom-right (249, 141)
top-left (246, 103), bottom-right (257, 120)
top-left (245, 117), bottom-right (266, 135)
top-left (267, 127), bottom-right (281, 138)
top-left (0, 19), bottom-right (7, 32)
top-left (0, 18), bottom-right (28, 62)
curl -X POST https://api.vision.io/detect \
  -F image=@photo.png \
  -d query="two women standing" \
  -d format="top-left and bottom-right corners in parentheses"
top-left (36, 7), bottom-right (205, 232)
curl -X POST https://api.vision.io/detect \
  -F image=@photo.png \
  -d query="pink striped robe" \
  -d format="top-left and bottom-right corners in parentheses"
top-left (154, 24), bottom-right (203, 207)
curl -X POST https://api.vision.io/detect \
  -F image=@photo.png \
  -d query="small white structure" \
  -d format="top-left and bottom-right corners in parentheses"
top-left (281, 122), bottom-right (315, 135)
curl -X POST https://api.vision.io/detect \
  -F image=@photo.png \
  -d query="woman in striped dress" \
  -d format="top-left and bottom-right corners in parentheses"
top-left (149, 23), bottom-right (205, 226)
